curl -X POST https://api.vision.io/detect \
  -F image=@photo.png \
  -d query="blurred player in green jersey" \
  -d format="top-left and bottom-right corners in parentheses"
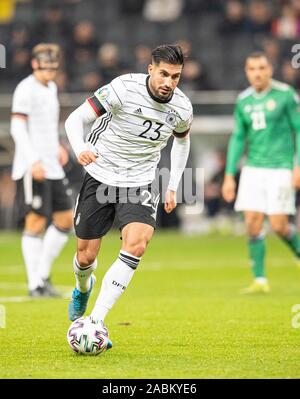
top-left (222, 52), bottom-right (300, 294)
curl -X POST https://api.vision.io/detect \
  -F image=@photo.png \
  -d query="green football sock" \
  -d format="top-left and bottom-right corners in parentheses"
top-left (248, 235), bottom-right (266, 278)
top-left (281, 225), bottom-right (300, 258)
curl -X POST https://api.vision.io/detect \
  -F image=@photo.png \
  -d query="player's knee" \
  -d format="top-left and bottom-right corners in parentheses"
top-left (270, 220), bottom-right (288, 236)
top-left (123, 240), bottom-right (147, 258)
top-left (246, 222), bottom-right (262, 237)
top-left (54, 220), bottom-right (72, 232)
top-left (24, 214), bottom-right (47, 235)
top-left (53, 224), bottom-right (72, 234)
top-left (76, 248), bottom-right (97, 267)
top-left (132, 243), bottom-right (147, 258)
top-left (53, 211), bottom-right (73, 231)
top-left (245, 213), bottom-right (264, 236)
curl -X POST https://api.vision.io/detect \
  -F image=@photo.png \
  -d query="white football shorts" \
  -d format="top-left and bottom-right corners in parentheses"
top-left (234, 166), bottom-right (296, 215)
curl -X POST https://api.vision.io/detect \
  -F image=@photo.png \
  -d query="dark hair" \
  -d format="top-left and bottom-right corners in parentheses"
top-left (151, 44), bottom-right (184, 66)
top-left (246, 51), bottom-right (272, 65)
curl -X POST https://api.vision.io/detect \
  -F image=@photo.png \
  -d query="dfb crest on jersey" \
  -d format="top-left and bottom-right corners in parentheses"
top-left (165, 110), bottom-right (177, 127)
top-left (97, 86), bottom-right (110, 101)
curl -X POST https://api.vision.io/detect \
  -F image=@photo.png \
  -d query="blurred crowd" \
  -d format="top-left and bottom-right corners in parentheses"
top-left (0, 0), bottom-right (299, 92)
top-left (0, 0), bottom-right (300, 230)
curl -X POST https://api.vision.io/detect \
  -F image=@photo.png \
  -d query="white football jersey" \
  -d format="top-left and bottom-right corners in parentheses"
top-left (85, 73), bottom-right (193, 187)
top-left (11, 74), bottom-right (65, 180)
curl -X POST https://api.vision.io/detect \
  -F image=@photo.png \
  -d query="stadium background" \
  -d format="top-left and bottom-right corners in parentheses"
top-left (1, 0), bottom-right (300, 380)
top-left (0, 0), bottom-right (299, 232)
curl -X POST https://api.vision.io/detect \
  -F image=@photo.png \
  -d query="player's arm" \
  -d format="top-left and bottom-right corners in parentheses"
top-left (286, 89), bottom-right (300, 188)
top-left (10, 113), bottom-right (46, 181)
top-left (11, 83), bottom-right (46, 181)
top-left (65, 77), bottom-right (127, 166)
top-left (222, 102), bottom-right (247, 202)
top-left (165, 129), bottom-right (190, 214)
top-left (65, 99), bottom-right (103, 166)
top-left (165, 102), bottom-right (193, 214)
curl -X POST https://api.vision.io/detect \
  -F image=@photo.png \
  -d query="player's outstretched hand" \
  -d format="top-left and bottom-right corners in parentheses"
top-left (164, 189), bottom-right (177, 213)
top-left (77, 151), bottom-right (98, 166)
top-left (31, 161), bottom-right (46, 181)
top-left (222, 174), bottom-right (236, 203)
top-left (292, 166), bottom-right (300, 189)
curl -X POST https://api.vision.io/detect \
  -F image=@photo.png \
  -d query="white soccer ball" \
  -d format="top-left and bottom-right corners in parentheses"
top-left (67, 316), bottom-right (110, 356)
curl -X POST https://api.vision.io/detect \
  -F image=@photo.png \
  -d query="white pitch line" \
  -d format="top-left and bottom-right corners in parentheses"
top-left (0, 292), bottom-right (72, 303)
top-left (0, 267), bottom-right (24, 274)
top-left (0, 282), bottom-right (73, 290)
top-left (0, 282), bottom-right (27, 289)
top-left (0, 296), bottom-right (33, 303)
top-left (0, 281), bottom-right (73, 302)
top-left (0, 266), bottom-right (73, 274)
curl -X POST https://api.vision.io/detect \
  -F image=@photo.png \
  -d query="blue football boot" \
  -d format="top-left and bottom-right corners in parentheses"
top-left (68, 275), bottom-right (96, 321)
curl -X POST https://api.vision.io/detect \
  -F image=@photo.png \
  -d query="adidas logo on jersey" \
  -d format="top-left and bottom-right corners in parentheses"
top-left (134, 108), bottom-right (143, 115)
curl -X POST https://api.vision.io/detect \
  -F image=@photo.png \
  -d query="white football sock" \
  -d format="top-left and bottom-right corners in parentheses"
top-left (38, 224), bottom-right (69, 281)
top-left (90, 250), bottom-right (140, 322)
top-left (255, 277), bottom-right (267, 284)
top-left (73, 255), bottom-right (97, 293)
top-left (22, 233), bottom-right (44, 291)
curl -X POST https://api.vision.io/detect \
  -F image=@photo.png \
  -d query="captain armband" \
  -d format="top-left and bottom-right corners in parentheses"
top-left (87, 96), bottom-right (107, 117)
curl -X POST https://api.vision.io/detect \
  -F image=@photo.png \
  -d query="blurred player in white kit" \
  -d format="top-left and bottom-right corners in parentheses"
top-left (10, 43), bottom-right (73, 297)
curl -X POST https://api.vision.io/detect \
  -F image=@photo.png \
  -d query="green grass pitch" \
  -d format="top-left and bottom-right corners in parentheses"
top-left (0, 230), bottom-right (300, 379)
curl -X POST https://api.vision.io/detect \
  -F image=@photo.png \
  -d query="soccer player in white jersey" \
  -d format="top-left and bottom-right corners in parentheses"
top-left (11, 44), bottom-right (73, 297)
top-left (65, 44), bottom-right (193, 348)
